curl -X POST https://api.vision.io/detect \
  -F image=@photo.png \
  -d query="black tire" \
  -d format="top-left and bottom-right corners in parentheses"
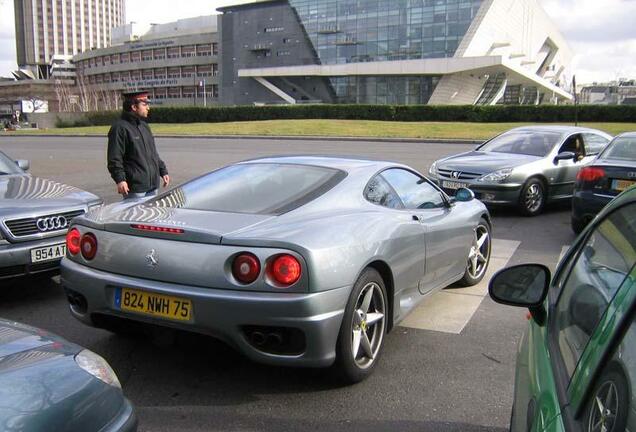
top-left (518, 178), bottom-right (546, 216)
top-left (585, 368), bottom-right (629, 432)
top-left (334, 268), bottom-right (388, 384)
top-left (457, 218), bottom-right (491, 287)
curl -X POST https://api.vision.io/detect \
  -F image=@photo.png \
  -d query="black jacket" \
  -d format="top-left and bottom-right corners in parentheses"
top-left (107, 112), bottom-right (168, 193)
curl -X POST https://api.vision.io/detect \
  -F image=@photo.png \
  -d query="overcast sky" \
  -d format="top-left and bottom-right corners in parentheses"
top-left (1, 0), bottom-right (635, 84)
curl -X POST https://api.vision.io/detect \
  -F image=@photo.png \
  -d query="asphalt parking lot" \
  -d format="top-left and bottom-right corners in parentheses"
top-left (0, 135), bottom-right (578, 431)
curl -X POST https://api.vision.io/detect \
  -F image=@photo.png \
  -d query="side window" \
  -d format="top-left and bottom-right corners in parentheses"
top-left (555, 202), bottom-right (636, 379)
top-left (364, 174), bottom-right (403, 209)
top-left (560, 134), bottom-right (585, 161)
top-left (381, 168), bottom-right (446, 210)
top-left (583, 133), bottom-right (610, 156)
top-left (583, 315), bottom-right (635, 431)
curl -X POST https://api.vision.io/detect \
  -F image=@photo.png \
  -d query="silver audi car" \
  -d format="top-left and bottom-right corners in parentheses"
top-left (61, 156), bottom-right (491, 382)
top-left (428, 126), bottom-right (612, 216)
top-left (0, 150), bottom-right (102, 280)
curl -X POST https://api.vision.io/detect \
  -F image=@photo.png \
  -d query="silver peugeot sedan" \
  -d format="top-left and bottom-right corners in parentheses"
top-left (0, 150), bottom-right (102, 280)
top-left (428, 126), bottom-right (612, 216)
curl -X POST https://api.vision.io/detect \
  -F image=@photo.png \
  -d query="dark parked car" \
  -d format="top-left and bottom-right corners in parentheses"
top-left (428, 126), bottom-right (612, 216)
top-left (489, 186), bottom-right (636, 431)
top-left (0, 318), bottom-right (136, 431)
top-left (571, 132), bottom-right (636, 233)
top-left (0, 150), bottom-right (102, 280)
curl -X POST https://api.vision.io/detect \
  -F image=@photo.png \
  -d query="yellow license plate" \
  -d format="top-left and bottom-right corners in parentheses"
top-left (613, 179), bottom-right (636, 192)
top-left (117, 288), bottom-right (192, 321)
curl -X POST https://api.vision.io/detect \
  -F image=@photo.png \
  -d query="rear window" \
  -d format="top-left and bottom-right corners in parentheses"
top-left (478, 131), bottom-right (562, 157)
top-left (149, 163), bottom-right (346, 215)
top-left (600, 137), bottom-right (636, 161)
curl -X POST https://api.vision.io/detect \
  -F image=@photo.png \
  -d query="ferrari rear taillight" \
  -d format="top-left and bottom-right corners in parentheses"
top-left (577, 167), bottom-right (606, 182)
top-left (232, 253), bottom-right (261, 284)
top-left (66, 228), bottom-right (81, 255)
top-left (80, 233), bottom-right (98, 260)
top-left (268, 254), bottom-right (301, 286)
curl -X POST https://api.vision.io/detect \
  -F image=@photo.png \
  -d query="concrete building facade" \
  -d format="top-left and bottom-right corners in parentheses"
top-left (14, 0), bottom-right (125, 79)
top-left (220, 0), bottom-right (573, 106)
top-left (73, 16), bottom-right (220, 107)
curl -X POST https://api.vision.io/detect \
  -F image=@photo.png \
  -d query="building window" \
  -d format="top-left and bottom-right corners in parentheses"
top-left (181, 45), bottom-right (195, 58)
top-left (213, 64), bottom-right (218, 76)
top-left (182, 86), bottom-right (195, 98)
top-left (277, 50), bottom-right (290, 56)
top-left (121, 53), bottom-right (130, 63)
top-left (181, 66), bottom-right (194, 78)
top-left (153, 48), bottom-right (165, 60)
top-left (131, 51), bottom-right (141, 62)
top-left (142, 69), bottom-right (153, 80)
top-left (167, 47), bottom-right (180, 58)
top-left (196, 65), bottom-right (212, 77)
top-left (212, 43), bottom-right (219, 55)
top-left (154, 68), bottom-right (167, 79)
top-left (142, 50), bottom-right (153, 61)
top-left (196, 44), bottom-right (212, 57)
top-left (167, 67), bottom-right (180, 79)
top-left (264, 26), bottom-right (284, 33)
top-left (167, 87), bottom-right (181, 99)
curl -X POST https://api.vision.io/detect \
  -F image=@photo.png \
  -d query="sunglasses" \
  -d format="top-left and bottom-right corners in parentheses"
top-left (135, 100), bottom-right (150, 106)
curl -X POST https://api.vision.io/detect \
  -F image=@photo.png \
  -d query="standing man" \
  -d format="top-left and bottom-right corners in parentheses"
top-left (107, 91), bottom-right (170, 200)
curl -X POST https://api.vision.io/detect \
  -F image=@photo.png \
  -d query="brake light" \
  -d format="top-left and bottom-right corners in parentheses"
top-left (577, 167), bottom-right (605, 182)
top-left (131, 224), bottom-right (184, 234)
top-left (232, 253), bottom-right (261, 284)
top-left (66, 228), bottom-right (81, 255)
top-left (268, 254), bottom-right (301, 286)
top-left (80, 233), bottom-right (98, 260)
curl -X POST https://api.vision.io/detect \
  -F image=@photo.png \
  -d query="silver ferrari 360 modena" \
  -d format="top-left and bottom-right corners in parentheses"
top-left (0, 150), bottom-right (102, 280)
top-left (61, 156), bottom-right (491, 382)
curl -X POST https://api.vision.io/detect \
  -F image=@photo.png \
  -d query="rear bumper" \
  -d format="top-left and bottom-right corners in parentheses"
top-left (0, 236), bottom-right (66, 279)
top-left (572, 190), bottom-right (613, 222)
top-left (61, 259), bottom-right (350, 368)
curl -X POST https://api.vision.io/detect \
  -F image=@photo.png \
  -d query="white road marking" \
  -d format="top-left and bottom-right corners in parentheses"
top-left (399, 239), bottom-right (521, 334)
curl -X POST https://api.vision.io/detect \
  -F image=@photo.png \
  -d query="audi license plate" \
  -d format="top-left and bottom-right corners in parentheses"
top-left (115, 288), bottom-right (193, 322)
top-left (30, 243), bottom-right (66, 263)
top-left (442, 180), bottom-right (469, 190)
top-left (612, 179), bottom-right (636, 192)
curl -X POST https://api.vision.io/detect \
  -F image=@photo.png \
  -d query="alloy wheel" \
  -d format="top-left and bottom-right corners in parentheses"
top-left (524, 183), bottom-right (544, 213)
top-left (351, 282), bottom-right (386, 369)
top-left (467, 224), bottom-right (490, 280)
top-left (588, 381), bottom-right (619, 432)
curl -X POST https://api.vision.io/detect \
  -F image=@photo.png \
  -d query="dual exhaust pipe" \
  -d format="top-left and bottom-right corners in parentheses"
top-left (249, 330), bottom-right (283, 347)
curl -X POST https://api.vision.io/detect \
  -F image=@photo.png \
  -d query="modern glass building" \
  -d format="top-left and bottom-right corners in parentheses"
top-left (220, 0), bottom-right (573, 105)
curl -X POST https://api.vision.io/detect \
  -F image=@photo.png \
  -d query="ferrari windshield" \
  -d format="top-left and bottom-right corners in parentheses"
top-left (150, 163), bottom-right (346, 215)
top-left (478, 131), bottom-right (562, 157)
top-left (0, 151), bottom-right (24, 175)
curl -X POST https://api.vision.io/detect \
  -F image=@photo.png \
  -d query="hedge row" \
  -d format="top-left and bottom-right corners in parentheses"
top-left (81, 104), bottom-right (636, 126)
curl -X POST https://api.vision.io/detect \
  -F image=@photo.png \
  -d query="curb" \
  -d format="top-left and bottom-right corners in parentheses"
top-left (0, 133), bottom-right (483, 145)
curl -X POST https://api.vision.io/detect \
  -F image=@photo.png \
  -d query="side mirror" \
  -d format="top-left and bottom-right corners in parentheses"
top-left (454, 187), bottom-right (475, 202)
top-left (16, 159), bottom-right (30, 171)
top-left (489, 264), bottom-right (551, 316)
top-left (554, 151), bottom-right (576, 164)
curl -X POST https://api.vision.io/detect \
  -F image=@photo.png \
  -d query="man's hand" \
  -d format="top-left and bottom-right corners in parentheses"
top-left (116, 181), bottom-right (129, 195)
top-left (162, 175), bottom-right (170, 187)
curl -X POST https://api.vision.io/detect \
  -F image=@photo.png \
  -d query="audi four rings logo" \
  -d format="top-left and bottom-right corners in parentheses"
top-left (451, 171), bottom-right (461, 179)
top-left (36, 216), bottom-right (68, 232)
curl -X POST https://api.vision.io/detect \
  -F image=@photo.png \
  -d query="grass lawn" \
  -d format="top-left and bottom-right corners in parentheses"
top-left (6, 120), bottom-right (636, 140)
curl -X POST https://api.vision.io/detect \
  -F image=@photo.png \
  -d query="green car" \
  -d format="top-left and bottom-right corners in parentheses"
top-left (489, 186), bottom-right (636, 432)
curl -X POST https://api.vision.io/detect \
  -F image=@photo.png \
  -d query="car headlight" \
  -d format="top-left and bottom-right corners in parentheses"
top-left (428, 161), bottom-right (438, 177)
top-left (75, 349), bottom-right (121, 388)
top-left (476, 168), bottom-right (513, 183)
